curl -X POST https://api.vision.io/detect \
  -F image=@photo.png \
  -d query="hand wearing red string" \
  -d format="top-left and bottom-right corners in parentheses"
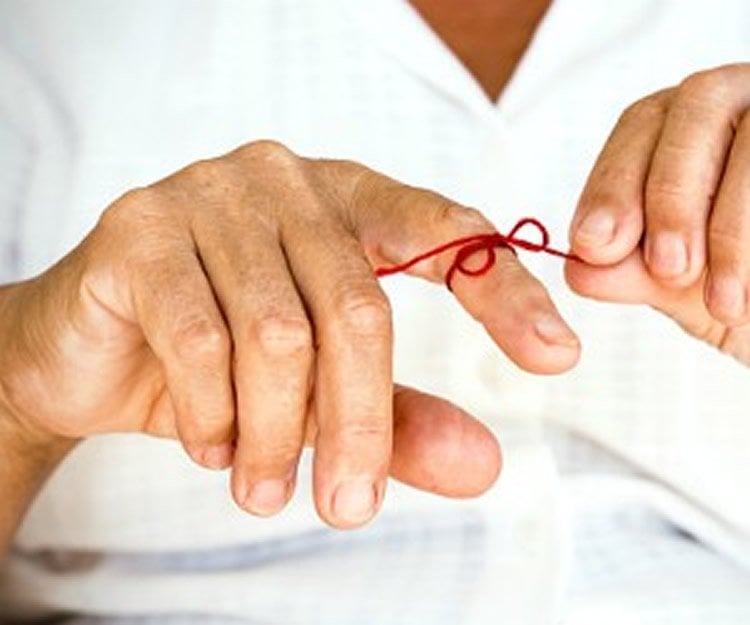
top-left (0, 140), bottom-right (580, 537)
top-left (566, 63), bottom-right (750, 365)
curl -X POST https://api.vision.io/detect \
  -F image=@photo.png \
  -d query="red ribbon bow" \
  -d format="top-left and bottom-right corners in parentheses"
top-left (375, 217), bottom-right (578, 291)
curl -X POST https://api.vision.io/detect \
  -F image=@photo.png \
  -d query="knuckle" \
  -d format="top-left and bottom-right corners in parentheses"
top-left (98, 187), bottom-right (158, 230)
top-left (181, 157), bottom-right (232, 190)
top-left (646, 141), bottom-right (716, 215)
top-left (679, 68), bottom-right (731, 103)
top-left (235, 139), bottom-right (296, 164)
top-left (646, 180), bottom-right (683, 204)
top-left (247, 442), bottom-right (301, 472)
top-left (435, 202), bottom-right (490, 231)
top-left (620, 93), bottom-right (669, 124)
top-left (456, 205), bottom-right (491, 229)
top-left (95, 188), bottom-right (175, 260)
top-left (231, 141), bottom-right (311, 207)
top-left (333, 287), bottom-right (392, 338)
top-left (172, 315), bottom-right (230, 365)
top-left (254, 314), bottom-right (313, 358)
top-left (587, 155), bottom-right (637, 189)
top-left (645, 178), bottom-right (688, 217)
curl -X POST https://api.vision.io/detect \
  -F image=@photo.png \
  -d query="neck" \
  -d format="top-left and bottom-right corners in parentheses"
top-left (409, 0), bottom-right (552, 101)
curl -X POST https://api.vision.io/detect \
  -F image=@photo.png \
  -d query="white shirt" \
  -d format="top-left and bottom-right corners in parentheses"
top-left (1, 1), bottom-right (750, 622)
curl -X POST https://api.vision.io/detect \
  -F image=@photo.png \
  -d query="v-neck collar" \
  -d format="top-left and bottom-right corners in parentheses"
top-left (348, 0), bottom-right (659, 125)
top-left (351, 0), bottom-right (500, 124)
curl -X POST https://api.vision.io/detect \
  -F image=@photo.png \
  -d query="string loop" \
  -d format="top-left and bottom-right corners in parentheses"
top-left (374, 216), bottom-right (578, 291)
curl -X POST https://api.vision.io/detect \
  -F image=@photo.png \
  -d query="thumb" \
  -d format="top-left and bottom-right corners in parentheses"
top-left (565, 248), bottom-right (706, 322)
top-left (302, 383), bottom-right (501, 497)
top-left (566, 250), bottom-right (732, 356)
top-left (388, 385), bottom-right (502, 498)
top-left (564, 249), bottom-right (658, 305)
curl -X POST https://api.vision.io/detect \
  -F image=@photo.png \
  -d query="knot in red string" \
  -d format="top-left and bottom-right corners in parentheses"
top-left (375, 217), bottom-right (579, 291)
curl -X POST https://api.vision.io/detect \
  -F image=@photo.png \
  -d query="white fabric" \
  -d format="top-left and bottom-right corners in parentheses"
top-left (2, 444), bottom-right (566, 623)
top-left (1, 0), bottom-right (750, 621)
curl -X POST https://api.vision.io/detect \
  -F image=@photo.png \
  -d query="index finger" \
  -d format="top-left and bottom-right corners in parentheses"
top-left (569, 90), bottom-right (672, 266)
top-left (347, 166), bottom-right (580, 374)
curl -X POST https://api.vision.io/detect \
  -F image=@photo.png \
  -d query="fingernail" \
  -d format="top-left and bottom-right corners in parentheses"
top-left (245, 479), bottom-right (290, 516)
top-left (647, 232), bottom-right (688, 277)
top-left (534, 314), bottom-right (579, 347)
top-left (202, 443), bottom-right (234, 470)
top-left (575, 211), bottom-right (616, 247)
top-left (332, 478), bottom-right (377, 525)
top-left (708, 275), bottom-right (747, 320)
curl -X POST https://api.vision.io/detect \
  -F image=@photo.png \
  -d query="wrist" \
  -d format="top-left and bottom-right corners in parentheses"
top-left (0, 376), bottom-right (75, 557)
top-left (0, 381), bottom-right (76, 470)
top-left (0, 282), bottom-right (76, 461)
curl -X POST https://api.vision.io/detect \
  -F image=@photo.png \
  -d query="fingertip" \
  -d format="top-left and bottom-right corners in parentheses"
top-left (571, 209), bottom-right (616, 250)
top-left (466, 426), bottom-right (502, 496)
top-left (331, 478), bottom-right (384, 529)
top-left (313, 474), bottom-right (385, 530)
top-left (644, 231), bottom-right (705, 289)
top-left (310, 425), bottom-right (388, 529)
top-left (200, 441), bottom-right (235, 470)
top-left (183, 437), bottom-right (235, 471)
top-left (564, 257), bottom-right (595, 297)
top-left (496, 311), bottom-right (580, 376)
top-left (516, 336), bottom-right (581, 375)
top-left (570, 206), bottom-right (642, 265)
top-left (533, 313), bottom-right (579, 348)
top-left (231, 465), bottom-right (297, 517)
top-left (245, 479), bottom-right (294, 517)
top-left (469, 259), bottom-right (581, 376)
top-left (390, 388), bottom-right (502, 498)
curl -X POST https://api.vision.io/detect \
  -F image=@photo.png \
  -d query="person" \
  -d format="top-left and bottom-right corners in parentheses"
top-left (1, 0), bottom-right (749, 622)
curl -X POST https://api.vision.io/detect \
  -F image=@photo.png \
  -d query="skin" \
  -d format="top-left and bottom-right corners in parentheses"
top-left (410, 0), bottom-right (552, 100)
top-left (566, 64), bottom-right (750, 365)
top-left (1, 2), bottom-right (749, 558)
top-left (0, 144), bottom-right (578, 556)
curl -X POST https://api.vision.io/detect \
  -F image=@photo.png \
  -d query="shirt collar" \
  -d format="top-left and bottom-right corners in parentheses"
top-left (348, 0), bottom-right (662, 124)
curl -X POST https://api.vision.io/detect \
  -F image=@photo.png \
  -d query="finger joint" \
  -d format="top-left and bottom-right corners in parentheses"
top-left (254, 315), bottom-right (313, 358)
top-left (333, 288), bottom-right (392, 339)
top-left (173, 316), bottom-right (230, 366)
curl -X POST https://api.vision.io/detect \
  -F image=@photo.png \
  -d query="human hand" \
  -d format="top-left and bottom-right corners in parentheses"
top-left (0, 141), bottom-right (579, 529)
top-left (567, 64), bottom-right (750, 365)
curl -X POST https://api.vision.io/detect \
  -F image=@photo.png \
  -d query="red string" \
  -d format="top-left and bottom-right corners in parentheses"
top-left (375, 217), bottom-right (579, 291)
